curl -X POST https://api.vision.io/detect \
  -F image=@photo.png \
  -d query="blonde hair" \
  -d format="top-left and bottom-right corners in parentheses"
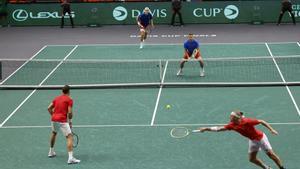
top-left (144, 7), bottom-right (150, 12)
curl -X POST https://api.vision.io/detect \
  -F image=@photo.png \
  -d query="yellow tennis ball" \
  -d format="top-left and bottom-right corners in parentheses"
top-left (166, 105), bottom-right (171, 109)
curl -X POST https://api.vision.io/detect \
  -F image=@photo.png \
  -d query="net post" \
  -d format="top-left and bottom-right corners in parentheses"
top-left (0, 61), bottom-right (2, 80)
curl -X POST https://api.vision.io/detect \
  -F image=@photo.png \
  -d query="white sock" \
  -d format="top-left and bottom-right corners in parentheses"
top-left (262, 164), bottom-right (269, 169)
top-left (49, 147), bottom-right (54, 153)
top-left (68, 151), bottom-right (73, 159)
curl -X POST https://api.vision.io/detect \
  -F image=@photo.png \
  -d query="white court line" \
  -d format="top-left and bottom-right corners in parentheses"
top-left (2, 54), bottom-right (300, 63)
top-left (151, 61), bottom-right (168, 126)
top-left (0, 45), bottom-right (78, 127)
top-left (0, 46), bottom-right (47, 85)
top-left (45, 42), bottom-right (299, 47)
top-left (1, 122), bottom-right (300, 129)
top-left (265, 43), bottom-right (300, 117)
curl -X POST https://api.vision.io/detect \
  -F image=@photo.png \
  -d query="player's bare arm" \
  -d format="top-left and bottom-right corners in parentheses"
top-left (151, 19), bottom-right (154, 29)
top-left (137, 17), bottom-right (142, 28)
top-left (199, 126), bottom-right (228, 132)
top-left (68, 106), bottom-right (73, 128)
top-left (258, 120), bottom-right (278, 135)
top-left (48, 103), bottom-right (54, 115)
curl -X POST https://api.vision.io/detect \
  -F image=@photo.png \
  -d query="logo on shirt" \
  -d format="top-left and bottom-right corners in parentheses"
top-left (224, 5), bottom-right (239, 20)
top-left (113, 6), bottom-right (128, 21)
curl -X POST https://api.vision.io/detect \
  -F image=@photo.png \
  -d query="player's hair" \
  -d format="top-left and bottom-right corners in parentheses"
top-left (62, 85), bottom-right (70, 94)
top-left (144, 7), bottom-right (150, 12)
top-left (231, 111), bottom-right (244, 118)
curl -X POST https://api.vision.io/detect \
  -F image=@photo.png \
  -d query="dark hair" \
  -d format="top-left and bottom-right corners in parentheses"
top-left (62, 85), bottom-right (70, 94)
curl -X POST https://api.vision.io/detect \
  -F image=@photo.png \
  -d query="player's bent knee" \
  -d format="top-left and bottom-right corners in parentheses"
top-left (266, 150), bottom-right (275, 157)
top-left (66, 134), bottom-right (73, 139)
top-left (249, 156), bottom-right (258, 163)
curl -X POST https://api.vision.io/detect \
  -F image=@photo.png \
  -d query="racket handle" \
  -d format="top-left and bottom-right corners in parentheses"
top-left (192, 130), bottom-right (200, 133)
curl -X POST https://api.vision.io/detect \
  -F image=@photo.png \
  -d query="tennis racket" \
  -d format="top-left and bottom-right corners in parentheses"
top-left (191, 49), bottom-right (198, 58)
top-left (72, 131), bottom-right (79, 148)
top-left (170, 127), bottom-right (200, 139)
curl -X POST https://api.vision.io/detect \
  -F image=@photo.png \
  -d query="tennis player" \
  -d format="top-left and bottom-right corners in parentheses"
top-left (177, 33), bottom-right (205, 77)
top-left (137, 7), bottom-right (154, 49)
top-left (199, 111), bottom-right (285, 169)
top-left (47, 85), bottom-right (80, 164)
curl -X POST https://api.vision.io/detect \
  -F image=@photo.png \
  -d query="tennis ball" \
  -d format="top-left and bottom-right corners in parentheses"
top-left (166, 105), bottom-right (171, 109)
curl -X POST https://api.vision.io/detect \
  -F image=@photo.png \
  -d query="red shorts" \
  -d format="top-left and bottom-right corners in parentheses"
top-left (184, 50), bottom-right (201, 59)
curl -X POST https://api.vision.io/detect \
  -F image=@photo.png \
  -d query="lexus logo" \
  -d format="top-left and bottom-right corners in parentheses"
top-left (12, 9), bottom-right (29, 22)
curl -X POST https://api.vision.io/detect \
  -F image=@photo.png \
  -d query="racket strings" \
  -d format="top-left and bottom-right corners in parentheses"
top-left (72, 132), bottom-right (79, 148)
top-left (170, 127), bottom-right (189, 138)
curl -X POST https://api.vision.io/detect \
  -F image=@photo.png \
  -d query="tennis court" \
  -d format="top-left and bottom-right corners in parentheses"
top-left (0, 42), bottom-right (300, 169)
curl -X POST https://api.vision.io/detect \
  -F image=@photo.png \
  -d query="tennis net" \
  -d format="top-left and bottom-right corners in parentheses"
top-left (1, 55), bottom-right (300, 89)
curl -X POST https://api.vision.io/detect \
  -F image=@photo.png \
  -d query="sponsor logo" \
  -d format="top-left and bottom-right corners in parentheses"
top-left (12, 9), bottom-right (75, 22)
top-left (12, 9), bottom-right (28, 22)
top-left (193, 5), bottom-right (239, 19)
top-left (113, 6), bottom-right (167, 21)
top-left (193, 8), bottom-right (222, 17)
top-left (224, 5), bottom-right (239, 20)
top-left (129, 34), bottom-right (216, 38)
top-left (113, 6), bottom-right (128, 21)
top-left (292, 4), bottom-right (300, 17)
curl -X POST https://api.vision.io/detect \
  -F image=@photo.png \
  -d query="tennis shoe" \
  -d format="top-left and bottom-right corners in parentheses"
top-left (140, 42), bottom-right (144, 49)
top-left (177, 69), bottom-right (183, 76)
top-left (68, 157), bottom-right (80, 164)
top-left (200, 71), bottom-right (205, 77)
top-left (48, 151), bottom-right (56, 158)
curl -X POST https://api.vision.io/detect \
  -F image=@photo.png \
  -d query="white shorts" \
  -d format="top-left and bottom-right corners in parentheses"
top-left (51, 122), bottom-right (72, 137)
top-left (248, 133), bottom-right (272, 153)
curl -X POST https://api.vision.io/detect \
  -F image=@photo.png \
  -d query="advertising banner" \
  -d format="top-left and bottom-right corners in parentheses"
top-left (7, 1), bottom-right (300, 26)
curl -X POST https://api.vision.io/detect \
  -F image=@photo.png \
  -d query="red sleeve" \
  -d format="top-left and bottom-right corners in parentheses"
top-left (245, 118), bottom-right (260, 126)
top-left (68, 98), bottom-right (73, 107)
top-left (224, 123), bottom-right (233, 130)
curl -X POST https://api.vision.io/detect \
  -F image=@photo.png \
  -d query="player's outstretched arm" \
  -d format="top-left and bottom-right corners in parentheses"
top-left (258, 120), bottom-right (278, 135)
top-left (199, 126), bottom-right (228, 132)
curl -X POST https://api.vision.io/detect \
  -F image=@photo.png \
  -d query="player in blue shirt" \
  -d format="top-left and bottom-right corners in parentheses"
top-left (137, 7), bottom-right (154, 49)
top-left (177, 33), bottom-right (205, 77)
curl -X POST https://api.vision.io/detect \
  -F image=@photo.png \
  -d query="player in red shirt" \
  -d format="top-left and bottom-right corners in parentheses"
top-left (47, 85), bottom-right (80, 164)
top-left (199, 111), bottom-right (285, 169)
